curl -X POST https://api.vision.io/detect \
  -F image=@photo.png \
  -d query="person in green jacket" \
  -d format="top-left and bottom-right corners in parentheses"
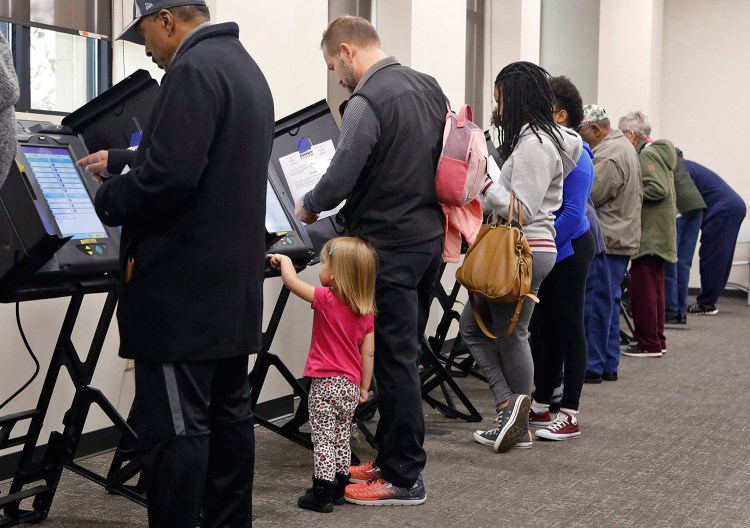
top-left (619, 111), bottom-right (677, 358)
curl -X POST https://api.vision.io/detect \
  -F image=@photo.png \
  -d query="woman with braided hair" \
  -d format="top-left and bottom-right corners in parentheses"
top-left (461, 61), bottom-right (583, 453)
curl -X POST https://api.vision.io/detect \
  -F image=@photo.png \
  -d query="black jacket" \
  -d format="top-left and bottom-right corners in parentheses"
top-left (340, 63), bottom-right (445, 248)
top-left (95, 23), bottom-right (274, 362)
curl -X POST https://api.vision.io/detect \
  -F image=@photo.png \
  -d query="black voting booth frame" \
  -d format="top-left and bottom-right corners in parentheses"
top-left (0, 72), bottom-right (158, 526)
top-left (246, 100), bottom-right (340, 452)
top-left (0, 282), bottom-right (135, 527)
top-left (0, 158), bottom-right (140, 523)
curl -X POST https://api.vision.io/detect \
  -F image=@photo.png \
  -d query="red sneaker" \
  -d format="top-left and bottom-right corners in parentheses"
top-left (349, 460), bottom-right (380, 483)
top-left (534, 410), bottom-right (581, 440)
top-left (529, 409), bottom-right (554, 427)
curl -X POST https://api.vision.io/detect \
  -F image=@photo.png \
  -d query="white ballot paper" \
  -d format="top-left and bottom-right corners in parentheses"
top-left (278, 139), bottom-right (342, 220)
top-left (487, 154), bottom-right (501, 182)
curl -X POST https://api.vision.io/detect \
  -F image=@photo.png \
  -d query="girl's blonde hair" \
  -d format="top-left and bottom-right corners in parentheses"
top-left (322, 237), bottom-right (377, 316)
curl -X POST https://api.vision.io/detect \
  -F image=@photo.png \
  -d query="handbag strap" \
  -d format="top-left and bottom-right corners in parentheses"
top-left (506, 194), bottom-right (515, 226)
top-left (516, 196), bottom-right (523, 228)
top-left (469, 292), bottom-right (540, 339)
top-left (468, 294), bottom-right (498, 339)
top-left (506, 192), bottom-right (524, 229)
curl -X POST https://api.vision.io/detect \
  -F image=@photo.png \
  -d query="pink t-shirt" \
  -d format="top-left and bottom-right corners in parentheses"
top-left (304, 287), bottom-right (374, 387)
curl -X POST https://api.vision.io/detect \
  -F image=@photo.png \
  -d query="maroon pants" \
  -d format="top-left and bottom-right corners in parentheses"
top-left (630, 255), bottom-right (666, 353)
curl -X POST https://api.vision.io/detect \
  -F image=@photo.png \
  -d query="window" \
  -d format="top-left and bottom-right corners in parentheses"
top-left (1, 23), bottom-right (111, 115)
top-left (29, 28), bottom-right (98, 113)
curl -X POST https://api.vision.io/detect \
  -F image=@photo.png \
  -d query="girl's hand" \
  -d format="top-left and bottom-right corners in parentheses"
top-left (358, 388), bottom-right (369, 404)
top-left (268, 253), bottom-right (289, 269)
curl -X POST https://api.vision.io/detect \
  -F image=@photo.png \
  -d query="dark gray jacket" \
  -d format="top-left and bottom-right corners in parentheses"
top-left (306, 58), bottom-right (445, 249)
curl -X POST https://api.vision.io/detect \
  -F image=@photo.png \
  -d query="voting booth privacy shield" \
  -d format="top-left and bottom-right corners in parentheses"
top-left (269, 99), bottom-right (346, 259)
top-left (62, 69), bottom-right (158, 153)
top-left (0, 130), bottom-right (122, 298)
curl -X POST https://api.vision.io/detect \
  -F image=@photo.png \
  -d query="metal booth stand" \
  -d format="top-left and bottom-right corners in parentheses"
top-left (0, 121), bottom-right (142, 525)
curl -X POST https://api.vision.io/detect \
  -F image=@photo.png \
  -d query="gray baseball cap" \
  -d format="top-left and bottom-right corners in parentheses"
top-left (117, 0), bottom-right (207, 45)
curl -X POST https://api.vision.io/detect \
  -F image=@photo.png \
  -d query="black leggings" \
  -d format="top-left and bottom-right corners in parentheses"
top-left (530, 230), bottom-right (595, 410)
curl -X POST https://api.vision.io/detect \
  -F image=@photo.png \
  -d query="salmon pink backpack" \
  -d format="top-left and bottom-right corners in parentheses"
top-left (435, 104), bottom-right (488, 207)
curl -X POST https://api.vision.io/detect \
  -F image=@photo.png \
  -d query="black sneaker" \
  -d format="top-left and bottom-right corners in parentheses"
top-left (584, 370), bottom-right (602, 384)
top-left (665, 313), bottom-right (687, 324)
top-left (621, 345), bottom-right (662, 358)
top-left (688, 303), bottom-right (718, 315)
top-left (602, 371), bottom-right (618, 381)
top-left (473, 394), bottom-right (530, 453)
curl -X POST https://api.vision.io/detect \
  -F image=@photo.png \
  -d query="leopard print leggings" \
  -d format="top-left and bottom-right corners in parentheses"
top-left (308, 376), bottom-right (359, 481)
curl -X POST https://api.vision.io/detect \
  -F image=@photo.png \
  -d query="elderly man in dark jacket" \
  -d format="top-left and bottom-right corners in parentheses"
top-left (79, 2), bottom-right (274, 526)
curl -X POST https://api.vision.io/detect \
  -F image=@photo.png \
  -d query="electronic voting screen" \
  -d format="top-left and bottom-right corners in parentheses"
top-left (266, 180), bottom-right (294, 235)
top-left (13, 131), bottom-right (121, 280)
top-left (265, 165), bottom-right (314, 269)
top-left (20, 145), bottom-right (109, 241)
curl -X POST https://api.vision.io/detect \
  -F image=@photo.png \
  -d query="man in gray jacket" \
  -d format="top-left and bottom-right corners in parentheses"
top-left (578, 105), bottom-right (642, 382)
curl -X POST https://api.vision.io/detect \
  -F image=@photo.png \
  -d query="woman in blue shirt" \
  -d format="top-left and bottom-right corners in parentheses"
top-left (528, 76), bottom-right (599, 442)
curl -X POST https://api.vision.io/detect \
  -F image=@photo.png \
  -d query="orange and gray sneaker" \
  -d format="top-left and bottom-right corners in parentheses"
top-left (349, 460), bottom-right (381, 483)
top-left (344, 475), bottom-right (426, 506)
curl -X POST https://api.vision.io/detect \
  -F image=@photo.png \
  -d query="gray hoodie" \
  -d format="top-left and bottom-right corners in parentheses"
top-left (484, 124), bottom-right (582, 252)
top-left (0, 33), bottom-right (19, 188)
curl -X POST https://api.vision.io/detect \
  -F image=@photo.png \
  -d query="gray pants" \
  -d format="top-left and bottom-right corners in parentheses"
top-left (459, 251), bottom-right (556, 407)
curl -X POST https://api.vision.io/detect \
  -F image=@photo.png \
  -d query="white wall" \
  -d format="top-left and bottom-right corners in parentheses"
top-left (377, 0), bottom-right (412, 73)
top-left (215, 0), bottom-right (328, 120)
top-left (410, 0), bottom-right (466, 105)
top-left (211, 1), bottom-right (329, 399)
top-left (597, 0), bottom-right (664, 135)
top-left (483, 0), bottom-right (541, 137)
top-left (539, 0), bottom-right (600, 104)
top-left (660, 0), bottom-right (750, 287)
top-left (661, 0), bottom-right (750, 204)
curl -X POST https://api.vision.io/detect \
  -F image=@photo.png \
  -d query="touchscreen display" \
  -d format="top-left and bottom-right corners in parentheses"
top-left (266, 181), bottom-right (293, 234)
top-left (20, 145), bottom-right (108, 240)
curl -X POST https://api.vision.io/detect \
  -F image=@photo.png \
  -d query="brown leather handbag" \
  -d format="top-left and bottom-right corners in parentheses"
top-left (455, 193), bottom-right (539, 338)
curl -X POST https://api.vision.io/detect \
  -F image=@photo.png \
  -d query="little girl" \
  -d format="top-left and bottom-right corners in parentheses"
top-left (268, 236), bottom-right (377, 513)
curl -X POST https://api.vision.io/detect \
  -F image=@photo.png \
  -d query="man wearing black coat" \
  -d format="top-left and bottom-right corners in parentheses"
top-left (78, 2), bottom-right (274, 526)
